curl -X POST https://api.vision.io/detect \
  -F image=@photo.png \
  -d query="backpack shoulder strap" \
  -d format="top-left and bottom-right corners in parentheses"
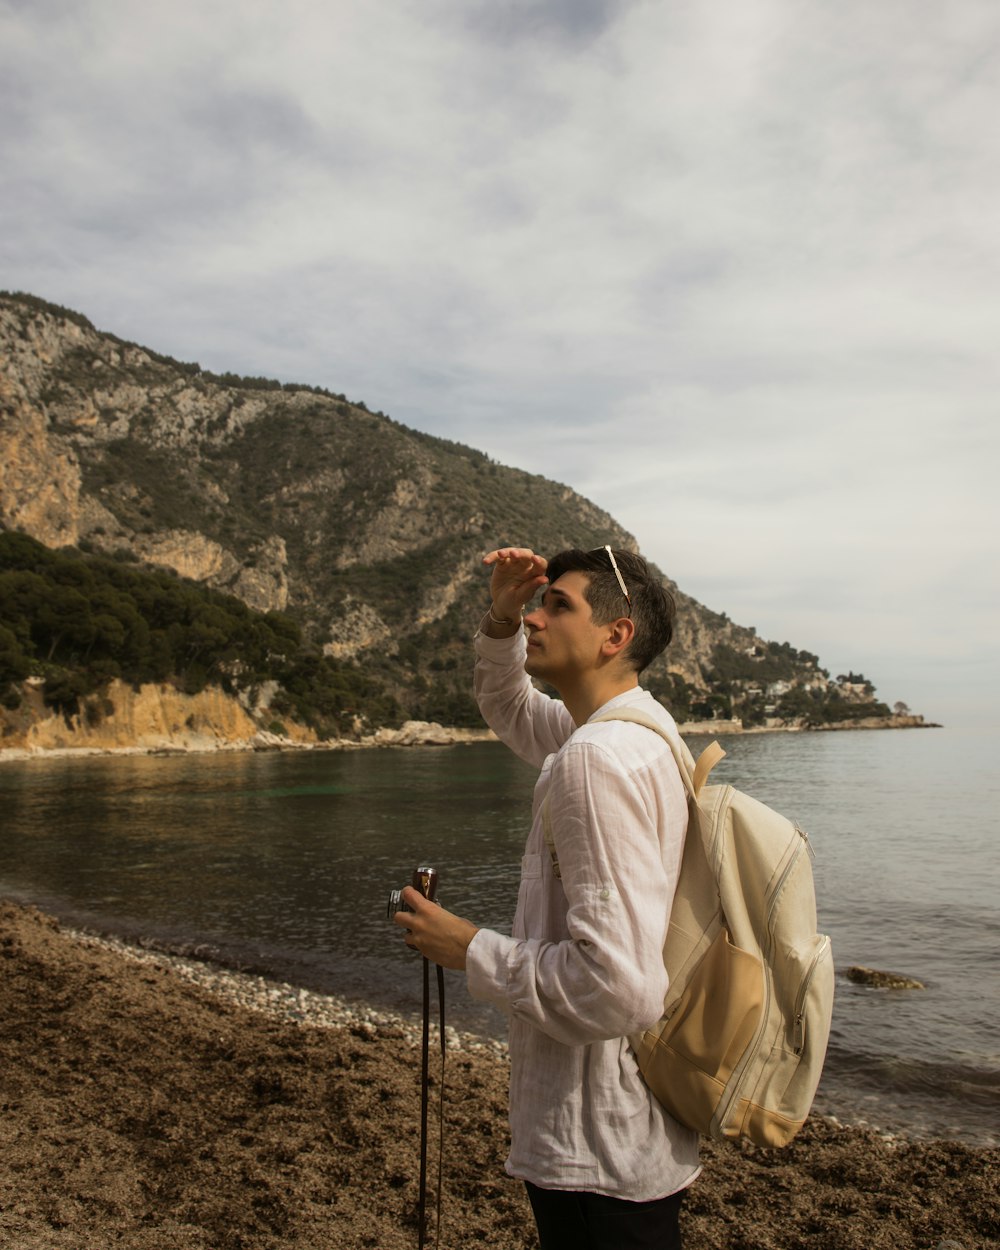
top-left (591, 707), bottom-right (726, 799)
top-left (541, 707), bottom-right (727, 877)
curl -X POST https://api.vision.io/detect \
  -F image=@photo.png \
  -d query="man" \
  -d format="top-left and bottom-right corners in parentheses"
top-left (394, 544), bottom-right (700, 1250)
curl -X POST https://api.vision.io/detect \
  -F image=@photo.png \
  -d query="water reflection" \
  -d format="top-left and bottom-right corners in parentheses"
top-left (2, 731), bottom-right (998, 1143)
top-left (0, 745), bottom-right (537, 1029)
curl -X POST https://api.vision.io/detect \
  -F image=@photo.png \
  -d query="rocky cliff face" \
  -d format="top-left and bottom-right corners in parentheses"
top-left (0, 373), bottom-right (83, 549)
top-left (0, 292), bottom-right (861, 736)
top-left (0, 678), bottom-right (315, 754)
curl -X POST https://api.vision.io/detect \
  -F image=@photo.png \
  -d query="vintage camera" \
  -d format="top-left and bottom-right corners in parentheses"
top-left (387, 865), bottom-right (439, 919)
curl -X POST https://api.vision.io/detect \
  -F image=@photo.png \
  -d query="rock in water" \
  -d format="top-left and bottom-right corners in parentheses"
top-left (845, 965), bottom-right (926, 990)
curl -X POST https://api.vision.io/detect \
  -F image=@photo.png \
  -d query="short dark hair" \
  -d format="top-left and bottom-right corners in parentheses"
top-left (545, 547), bottom-right (675, 673)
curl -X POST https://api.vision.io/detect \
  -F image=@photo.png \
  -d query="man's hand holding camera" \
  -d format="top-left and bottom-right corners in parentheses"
top-left (393, 887), bottom-right (480, 970)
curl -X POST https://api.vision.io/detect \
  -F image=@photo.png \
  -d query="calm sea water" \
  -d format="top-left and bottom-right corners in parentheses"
top-left (1, 728), bottom-right (997, 1146)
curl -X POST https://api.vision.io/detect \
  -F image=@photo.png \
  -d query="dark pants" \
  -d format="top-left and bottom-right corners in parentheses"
top-left (525, 1181), bottom-right (685, 1250)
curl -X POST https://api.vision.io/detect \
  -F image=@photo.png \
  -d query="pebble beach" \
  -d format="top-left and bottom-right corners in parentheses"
top-left (1, 900), bottom-right (996, 1250)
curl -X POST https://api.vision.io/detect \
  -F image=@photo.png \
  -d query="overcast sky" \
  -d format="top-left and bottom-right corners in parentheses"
top-left (2, 0), bottom-right (997, 727)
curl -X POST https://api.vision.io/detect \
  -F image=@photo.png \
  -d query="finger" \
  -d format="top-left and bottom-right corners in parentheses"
top-left (488, 561), bottom-right (548, 596)
top-left (495, 569), bottom-right (548, 601)
top-left (392, 903), bottom-right (419, 928)
top-left (509, 556), bottom-right (548, 579)
top-left (483, 547), bottom-right (541, 567)
top-left (400, 886), bottom-right (432, 911)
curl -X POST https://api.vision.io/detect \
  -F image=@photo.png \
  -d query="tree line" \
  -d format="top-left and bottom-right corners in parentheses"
top-left (0, 532), bottom-right (400, 735)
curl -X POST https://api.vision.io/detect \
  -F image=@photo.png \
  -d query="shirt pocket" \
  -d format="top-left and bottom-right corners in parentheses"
top-left (520, 852), bottom-right (542, 880)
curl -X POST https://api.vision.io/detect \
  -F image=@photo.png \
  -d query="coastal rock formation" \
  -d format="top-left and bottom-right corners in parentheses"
top-left (324, 600), bottom-right (397, 660)
top-left (846, 965), bottom-right (926, 990)
top-left (364, 720), bottom-right (495, 747)
top-left (816, 714), bottom-right (933, 731)
top-left (0, 691), bottom-right (498, 758)
top-left (675, 717), bottom-right (746, 736)
top-left (0, 379), bottom-right (82, 548)
top-left (128, 530), bottom-right (290, 613)
top-left (133, 529), bottom-right (243, 585)
top-left (232, 535), bottom-right (290, 613)
top-left (0, 679), bottom-right (315, 755)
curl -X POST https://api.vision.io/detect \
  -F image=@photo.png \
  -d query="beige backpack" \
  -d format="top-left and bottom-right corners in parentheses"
top-left (545, 707), bottom-right (834, 1147)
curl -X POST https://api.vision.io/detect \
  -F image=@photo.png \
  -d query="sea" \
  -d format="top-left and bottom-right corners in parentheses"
top-left (1, 726), bottom-right (997, 1147)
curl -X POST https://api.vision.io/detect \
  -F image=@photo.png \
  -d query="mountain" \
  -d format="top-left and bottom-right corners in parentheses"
top-left (0, 291), bottom-right (910, 741)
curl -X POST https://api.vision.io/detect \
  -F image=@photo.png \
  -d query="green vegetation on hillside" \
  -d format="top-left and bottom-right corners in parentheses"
top-left (709, 641), bottom-right (825, 686)
top-left (0, 533), bottom-right (400, 735)
top-left (774, 685), bottom-right (892, 726)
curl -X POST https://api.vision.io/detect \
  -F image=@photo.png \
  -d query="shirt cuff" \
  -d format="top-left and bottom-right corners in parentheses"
top-left (474, 624), bottom-right (527, 660)
top-left (466, 926), bottom-right (518, 1012)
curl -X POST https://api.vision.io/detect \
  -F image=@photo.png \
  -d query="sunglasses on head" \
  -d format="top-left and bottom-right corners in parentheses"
top-left (591, 545), bottom-right (631, 617)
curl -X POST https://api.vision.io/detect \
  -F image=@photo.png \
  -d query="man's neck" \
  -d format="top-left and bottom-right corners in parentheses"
top-left (561, 672), bottom-right (641, 727)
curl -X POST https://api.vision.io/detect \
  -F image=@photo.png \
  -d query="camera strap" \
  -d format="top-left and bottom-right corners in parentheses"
top-left (418, 956), bottom-right (446, 1249)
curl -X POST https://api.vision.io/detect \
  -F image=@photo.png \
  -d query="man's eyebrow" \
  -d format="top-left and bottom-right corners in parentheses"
top-left (541, 585), bottom-right (573, 606)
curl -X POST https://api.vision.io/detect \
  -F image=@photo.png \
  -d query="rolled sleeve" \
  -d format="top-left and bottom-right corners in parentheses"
top-left (466, 926), bottom-right (519, 1011)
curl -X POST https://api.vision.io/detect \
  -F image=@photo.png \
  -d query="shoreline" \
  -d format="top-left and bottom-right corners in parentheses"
top-left (59, 919), bottom-right (986, 1147)
top-left (2, 901), bottom-right (997, 1250)
top-left (0, 713), bottom-right (942, 766)
top-left (7, 891), bottom-right (996, 1148)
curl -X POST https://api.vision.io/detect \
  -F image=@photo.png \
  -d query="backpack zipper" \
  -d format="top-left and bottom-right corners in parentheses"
top-left (792, 935), bottom-right (831, 1054)
top-left (713, 820), bottom-right (807, 1136)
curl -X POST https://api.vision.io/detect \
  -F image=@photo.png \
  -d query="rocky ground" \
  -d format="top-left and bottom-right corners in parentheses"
top-left (1, 901), bottom-right (995, 1250)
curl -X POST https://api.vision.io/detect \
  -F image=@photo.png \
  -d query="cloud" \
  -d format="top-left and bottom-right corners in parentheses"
top-left (1, 0), bottom-right (998, 725)
top-left (456, 0), bottom-right (630, 47)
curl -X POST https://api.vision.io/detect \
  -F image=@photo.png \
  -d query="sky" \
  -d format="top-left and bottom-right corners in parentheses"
top-left (2, 0), bottom-right (998, 727)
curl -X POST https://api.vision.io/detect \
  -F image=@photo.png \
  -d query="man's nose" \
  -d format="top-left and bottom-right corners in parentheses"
top-left (523, 606), bottom-right (542, 631)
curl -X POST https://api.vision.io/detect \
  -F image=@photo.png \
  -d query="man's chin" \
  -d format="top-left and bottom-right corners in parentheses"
top-left (523, 652), bottom-right (545, 678)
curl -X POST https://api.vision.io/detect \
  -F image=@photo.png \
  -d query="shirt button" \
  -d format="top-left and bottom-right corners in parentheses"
top-left (600, 888), bottom-right (610, 900)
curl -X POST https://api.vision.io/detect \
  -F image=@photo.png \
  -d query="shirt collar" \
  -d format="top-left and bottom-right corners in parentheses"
top-left (586, 685), bottom-right (651, 724)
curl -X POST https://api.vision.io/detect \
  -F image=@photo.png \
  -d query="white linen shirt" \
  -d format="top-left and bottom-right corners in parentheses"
top-left (465, 627), bottom-right (701, 1200)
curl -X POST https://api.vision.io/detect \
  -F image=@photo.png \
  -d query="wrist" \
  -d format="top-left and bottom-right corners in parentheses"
top-left (480, 604), bottom-right (521, 639)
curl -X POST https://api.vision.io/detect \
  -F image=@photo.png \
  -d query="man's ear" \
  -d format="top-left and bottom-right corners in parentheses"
top-left (602, 616), bottom-right (635, 660)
